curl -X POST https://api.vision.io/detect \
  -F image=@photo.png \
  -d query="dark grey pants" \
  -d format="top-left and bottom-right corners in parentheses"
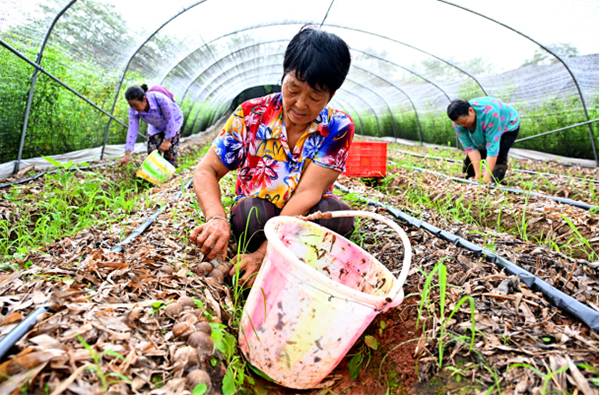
top-left (463, 127), bottom-right (520, 181)
top-left (230, 197), bottom-right (355, 253)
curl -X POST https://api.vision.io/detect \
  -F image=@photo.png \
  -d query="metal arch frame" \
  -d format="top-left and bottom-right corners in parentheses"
top-left (177, 44), bottom-right (286, 113)
top-left (188, 62), bottom-right (403, 139)
top-left (330, 95), bottom-right (365, 135)
top-left (439, 0), bottom-right (598, 164)
top-left (352, 64), bottom-right (425, 145)
top-left (173, 45), bottom-right (450, 143)
top-left (337, 89), bottom-right (381, 138)
top-left (164, 39), bottom-right (452, 144)
top-left (342, 75), bottom-right (396, 139)
top-left (178, 51), bottom-right (284, 132)
top-left (5, 2), bottom-right (595, 166)
top-left (100, 0), bottom-right (210, 160)
top-left (13, 0), bottom-right (78, 174)
top-left (185, 72), bottom-right (282, 134)
top-left (170, 39), bottom-right (452, 112)
top-left (159, 22), bottom-right (486, 100)
top-left (191, 70), bottom-right (381, 138)
top-left (178, 54), bottom-right (285, 132)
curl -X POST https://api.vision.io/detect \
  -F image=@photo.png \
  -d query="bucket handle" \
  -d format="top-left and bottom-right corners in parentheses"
top-left (298, 210), bottom-right (411, 312)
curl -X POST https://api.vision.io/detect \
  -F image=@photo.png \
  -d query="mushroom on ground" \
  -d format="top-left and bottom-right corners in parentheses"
top-left (200, 262), bottom-right (213, 274)
top-left (164, 302), bottom-right (182, 318)
top-left (195, 321), bottom-right (212, 336)
top-left (208, 269), bottom-right (225, 283)
top-left (173, 321), bottom-right (195, 340)
top-left (187, 331), bottom-right (214, 355)
top-left (178, 296), bottom-right (196, 309)
top-left (186, 369), bottom-right (211, 392)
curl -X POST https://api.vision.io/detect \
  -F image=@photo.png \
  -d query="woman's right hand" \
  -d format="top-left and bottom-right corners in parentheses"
top-left (190, 218), bottom-right (231, 261)
top-left (118, 152), bottom-right (131, 166)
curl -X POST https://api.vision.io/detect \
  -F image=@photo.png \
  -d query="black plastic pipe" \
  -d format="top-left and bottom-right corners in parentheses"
top-left (0, 307), bottom-right (49, 361)
top-left (0, 162), bottom-right (113, 190)
top-left (334, 182), bottom-right (599, 332)
top-left (404, 165), bottom-right (596, 211)
top-left (111, 176), bottom-right (195, 253)
top-left (391, 149), bottom-right (599, 183)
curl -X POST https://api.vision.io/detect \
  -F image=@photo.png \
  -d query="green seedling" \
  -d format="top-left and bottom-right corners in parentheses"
top-left (76, 335), bottom-right (131, 391)
top-left (416, 258), bottom-right (476, 368)
top-left (561, 214), bottom-right (599, 261)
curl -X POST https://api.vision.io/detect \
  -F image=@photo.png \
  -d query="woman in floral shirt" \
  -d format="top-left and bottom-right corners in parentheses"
top-left (190, 26), bottom-right (354, 286)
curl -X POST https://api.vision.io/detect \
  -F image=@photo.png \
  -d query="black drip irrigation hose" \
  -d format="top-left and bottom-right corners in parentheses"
top-left (404, 165), bottom-right (596, 211)
top-left (111, 176), bottom-right (195, 253)
top-left (393, 148), bottom-right (598, 169)
top-left (392, 149), bottom-right (599, 184)
top-left (0, 174), bottom-right (196, 361)
top-left (0, 161), bottom-right (114, 190)
top-left (0, 307), bottom-right (48, 361)
top-left (334, 182), bottom-right (600, 332)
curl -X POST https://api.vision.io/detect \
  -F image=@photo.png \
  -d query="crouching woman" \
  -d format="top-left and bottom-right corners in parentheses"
top-left (190, 26), bottom-right (355, 286)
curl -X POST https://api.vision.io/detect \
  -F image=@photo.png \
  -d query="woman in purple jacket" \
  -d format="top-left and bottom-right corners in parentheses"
top-left (119, 84), bottom-right (183, 166)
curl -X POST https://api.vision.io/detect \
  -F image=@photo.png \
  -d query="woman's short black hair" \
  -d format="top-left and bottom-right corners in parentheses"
top-left (125, 84), bottom-right (148, 102)
top-left (447, 99), bottom-right (472, 121)
top-left (282, 25), bottom-right (351, 96)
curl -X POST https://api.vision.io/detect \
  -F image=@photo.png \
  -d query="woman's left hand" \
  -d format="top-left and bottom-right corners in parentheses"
top-left (229, 249), bottom-right (266, 288)
top-left (159, 139), bottom-right (171, 152)
top-left (481, 172), bottom-right (492, 184)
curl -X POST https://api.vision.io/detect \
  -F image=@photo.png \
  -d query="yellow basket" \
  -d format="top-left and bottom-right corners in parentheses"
top-left (136, 150), bottom-right (176, 185)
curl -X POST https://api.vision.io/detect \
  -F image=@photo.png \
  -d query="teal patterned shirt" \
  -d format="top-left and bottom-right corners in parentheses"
top-left (453, 97), bottom-right (520, 157)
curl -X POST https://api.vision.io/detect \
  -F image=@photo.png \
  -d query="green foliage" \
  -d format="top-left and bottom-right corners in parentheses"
top-left (192, 384), bottom-right (208, 395)
top-left (354, 91), bottom-right (599, 160)
top-left (0, 35), bottom-right (141, 163)
top-left (514, 95), bottom-right (599, 159)
top-left (0, 162), bottom-right (146, 263)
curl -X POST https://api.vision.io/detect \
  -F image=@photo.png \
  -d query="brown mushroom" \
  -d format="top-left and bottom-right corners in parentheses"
top-left (194, 321), bottom-right (212, 336)
top-left (164, 302), bottom-right (182, 318)
top-left (187, 331), bottom-right (214, 355)
top-left (181, 312), bottom-right (198, 325)
top-left (173, 346), bottom-right (191, 368)
top-left (200, 261), bottom-right (214, 274)
top-left (208, 268), bottom-right (225, 283)
top-left (173, 321), bottom-right (195, 340)
top-left (186, 369), bottom-right (211, 392)
top-left (178, 296), bottom-right (196, 309)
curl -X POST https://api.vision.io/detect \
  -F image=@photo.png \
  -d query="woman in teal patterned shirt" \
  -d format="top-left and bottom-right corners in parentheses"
top-left (447, 97), bottom-right (520, 183)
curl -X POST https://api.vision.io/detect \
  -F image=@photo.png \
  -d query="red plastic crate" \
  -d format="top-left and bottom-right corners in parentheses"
top-left (343, 142), bottom-right (387, 177)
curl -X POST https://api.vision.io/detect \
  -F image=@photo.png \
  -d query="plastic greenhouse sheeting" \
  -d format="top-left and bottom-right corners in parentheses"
top-left (0, 0), bottom-right (598, 177)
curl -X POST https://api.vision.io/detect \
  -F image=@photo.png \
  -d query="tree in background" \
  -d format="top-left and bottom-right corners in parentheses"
top-left (521, 43), bottom-right (579, 67)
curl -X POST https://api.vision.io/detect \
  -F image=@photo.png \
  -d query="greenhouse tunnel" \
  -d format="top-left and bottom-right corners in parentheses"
top-left (0, 0), bottom-right (598, 179)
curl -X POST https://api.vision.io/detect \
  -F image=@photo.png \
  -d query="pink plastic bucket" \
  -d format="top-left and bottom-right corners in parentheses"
top-left (239, 210), bottom-right (412, 389)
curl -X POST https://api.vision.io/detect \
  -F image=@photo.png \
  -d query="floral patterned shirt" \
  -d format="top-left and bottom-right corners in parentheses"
top-left (453, 96), bottom-right (520, 157)
top-left (212, 93), bottom-right (355, 209)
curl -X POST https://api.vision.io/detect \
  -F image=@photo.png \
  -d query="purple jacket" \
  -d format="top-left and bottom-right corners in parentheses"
top-left (125, 91), bottom-right (183, 151)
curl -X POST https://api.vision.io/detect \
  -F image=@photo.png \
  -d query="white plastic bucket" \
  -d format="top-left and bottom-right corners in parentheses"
top-left (239, 210), bottom-right (412, 389)
top-left (136, 150), bottom-right (175, 185)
